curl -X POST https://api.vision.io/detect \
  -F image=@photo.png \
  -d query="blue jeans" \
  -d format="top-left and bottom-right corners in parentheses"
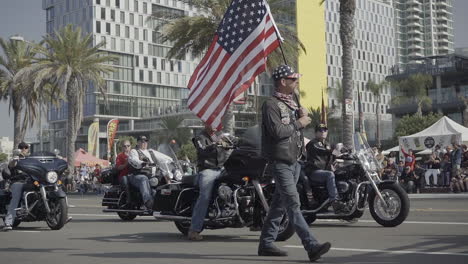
top-left (259, 162), bottom-right (319, 251)
top-left (128, 174), bottom-right (152, 204)
top-left (309, 170), bottom-right (338, 201)
top-left (190, 169), bottom-right (222, 232)
top-left (4, 182), bottom-right (25, 226)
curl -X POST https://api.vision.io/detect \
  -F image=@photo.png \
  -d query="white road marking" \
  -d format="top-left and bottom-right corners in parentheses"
top-left (16, 231), bottom-right (41, 233)
top-left (284, 245), bottom-right (468, 257)
top-left (316, 219), bottom-right (468, 225)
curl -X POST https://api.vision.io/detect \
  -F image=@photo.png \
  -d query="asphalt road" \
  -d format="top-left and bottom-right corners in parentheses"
top-left (1, 194), bottom-right (468, 264)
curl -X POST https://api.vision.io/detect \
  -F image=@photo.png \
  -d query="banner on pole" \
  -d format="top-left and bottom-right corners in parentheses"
top-left (88, 121), bottom-right (99, 157)
top-left (107, 119), bottom-right (120, 159)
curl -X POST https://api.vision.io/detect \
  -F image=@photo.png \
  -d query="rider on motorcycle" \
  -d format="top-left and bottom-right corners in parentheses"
top-left (187, 124), bottom-right (234, 241)
top-left (127, 136), bottom-right (159, 210)
top-left (305, 124), bottom-right (346, 213)
top-left (2, 142), bottom-right (30, 231)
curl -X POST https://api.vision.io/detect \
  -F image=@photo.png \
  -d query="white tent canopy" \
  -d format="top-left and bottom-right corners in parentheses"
top-left (382, 146), bottom-right (399, 155)
top-left (399, 116), bottom-right (468, 152)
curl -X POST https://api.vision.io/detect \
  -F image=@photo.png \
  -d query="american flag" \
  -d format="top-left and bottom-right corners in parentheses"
top-left (187, 0), bottom-right (281, 130)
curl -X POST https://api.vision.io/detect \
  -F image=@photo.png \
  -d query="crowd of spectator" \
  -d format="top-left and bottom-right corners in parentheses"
top-left (377, 143), bottom-right (468, 194)
top-left (65, 164), bottom-right (105, 194)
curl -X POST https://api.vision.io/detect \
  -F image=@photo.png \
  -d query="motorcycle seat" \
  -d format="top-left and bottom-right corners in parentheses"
top-left (181, 174), bottom-right (197, 186)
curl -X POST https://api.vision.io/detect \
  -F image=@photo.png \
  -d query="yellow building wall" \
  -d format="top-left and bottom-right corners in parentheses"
top-left (296, 0), bottom-right (327, 109)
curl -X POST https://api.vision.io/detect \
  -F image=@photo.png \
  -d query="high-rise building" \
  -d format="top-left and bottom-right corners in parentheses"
top-left (393, 0), bottom-right (455, 65)
top-left (325, 0), bottom-right (396, 142)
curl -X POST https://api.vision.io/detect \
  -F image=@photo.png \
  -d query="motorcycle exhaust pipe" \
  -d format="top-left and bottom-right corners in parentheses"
top-left (153, 212), bottom-right (192, 221)
top-left (152, 212), bottom-right (232, 222)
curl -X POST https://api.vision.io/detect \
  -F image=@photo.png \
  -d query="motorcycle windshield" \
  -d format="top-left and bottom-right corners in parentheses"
top-left (353, 133), bottom-right (382, 176)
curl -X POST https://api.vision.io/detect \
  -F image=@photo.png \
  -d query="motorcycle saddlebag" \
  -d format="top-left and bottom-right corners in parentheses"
top-left (153, 184), bottom-right (183, 212)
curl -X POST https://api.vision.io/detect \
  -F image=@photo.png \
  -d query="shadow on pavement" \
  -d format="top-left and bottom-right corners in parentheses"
top-left (71, 232), bottom-right (258, 244)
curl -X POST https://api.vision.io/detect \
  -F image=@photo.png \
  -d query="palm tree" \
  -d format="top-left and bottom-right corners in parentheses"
top-left (151, 115), bottom-right (192, 147)
top-left (391, 74), bottom-right (432, 117)
top-left (150, 0), bottom-right (305, 134)
top-left (16, 25), bottom-right (116, 174)
top-left (367, 79), bottom-right (387, 148)
top-left (320, 0), bottom-right (356, 148)
top-left (0, 37), bottom-right (41, 147)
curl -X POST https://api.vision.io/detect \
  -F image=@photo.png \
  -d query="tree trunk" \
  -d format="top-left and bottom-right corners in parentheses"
top-left (12, 96), bottom-right (23, 148)
top-left (376, 99), bottom-right (381, 149)
top-left (416, 101), bottom-right (423, 117)
top-left (66, 89), bottom-right (79, 178)
top-left (339, 0), bottom-right (356, 149)
top-left (222, 104), bottom-right (235, 135)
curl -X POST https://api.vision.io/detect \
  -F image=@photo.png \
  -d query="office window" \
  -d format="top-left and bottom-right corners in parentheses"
top-left (130, 13), bottom-right (134, 25)
top-left (96, 0), bottom-right (101, 4)
top-left (134, 0), bottom-right (138, 12)
top-left (153, 58), bottom-right (157, 69)
top-left (165, 73), bottom-right (170, 84)
top-left (106, 0), bottom-right (110, 6)
top-left (116, 0), bottom-right (120, 8)
top-left (120, 39), bottom-right (125, 52)
top-left (101, 36), bottom-right (107, 48)
top-left (149, 71), bottom-right (153, 82)
top-left (134, 28), bottom-right (139, 39)
top-left (139, 42), bottom-right (144, 54)
top-left (144, 56), bottom-right (148, 68)
top-left (106, 23), bottom-right (111, 34)
top-left (135, 56), bottom-right (139, 67)
top-left (96, 21), bottom-right (101, 33)
top-left (125, 26), bottom-right (130, 37)
top-left (161, 59), bottom-right (166, 70)
top-left (157, 72), bottom-right (161, 83)
top-left (143, 2), bottom-right (147, 13)
top-left (120, 11), bottom-right (125, 23)
top-left (130, 40), bottom-right (134, 53)
top-left (101, 7), bottom-right (105, 19)
top-left (139, 15), bottom-right (143, 27)
top-left (143, 29), bottom-right (147, 41)
top-left (111, 37), bottom-right (116, 50)
top-left (116, 24), bottom-right (120, 36)
top-left (111, 9), bottom-right (115, 21)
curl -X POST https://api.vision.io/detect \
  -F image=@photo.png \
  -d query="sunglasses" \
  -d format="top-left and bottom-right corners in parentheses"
top-left (20, 147), bottom-right (29, 150)
top-left (317, 129), bottom-right (328, 132)
top-left (123, 145), bottom-right (131, 147)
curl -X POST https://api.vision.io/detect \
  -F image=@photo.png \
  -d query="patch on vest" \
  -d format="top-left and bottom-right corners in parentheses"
top-left (278, 102), bottom-right (290, 125)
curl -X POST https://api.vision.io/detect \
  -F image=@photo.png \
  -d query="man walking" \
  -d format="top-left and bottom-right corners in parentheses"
top-left (258, 65), bottom-right (331, 262)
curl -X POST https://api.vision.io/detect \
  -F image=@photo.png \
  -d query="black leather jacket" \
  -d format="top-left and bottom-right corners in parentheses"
top-left (305, 138), bottom-right (333, 174)
top-left (261, 97), bottom-right (304, 165)
top-left (193, 131), bottom-right (234, 171)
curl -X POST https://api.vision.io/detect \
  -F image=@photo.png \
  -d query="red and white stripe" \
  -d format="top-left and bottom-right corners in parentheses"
top-left (187, 11), bottom-right (280, 130)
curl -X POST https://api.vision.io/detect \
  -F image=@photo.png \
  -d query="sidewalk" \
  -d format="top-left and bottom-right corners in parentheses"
top-left (408, 193), bottom-right (468, 199)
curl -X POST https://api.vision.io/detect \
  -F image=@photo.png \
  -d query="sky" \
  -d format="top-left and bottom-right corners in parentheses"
top-left (0, 0), bottom-right (468, 140)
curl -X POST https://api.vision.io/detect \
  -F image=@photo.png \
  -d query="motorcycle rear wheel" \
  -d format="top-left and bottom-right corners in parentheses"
top-left (46, 198), bottom-right (68, 230)
top-left (369, 183), bottom-right (409, 227)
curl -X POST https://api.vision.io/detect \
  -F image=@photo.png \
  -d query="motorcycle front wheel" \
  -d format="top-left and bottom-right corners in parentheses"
top-left (369, 183), bottom-right (409, 227)
top-left (46, 198), bottom-right (68, 230)
top-left (117, 192), bottom-right (137, 221)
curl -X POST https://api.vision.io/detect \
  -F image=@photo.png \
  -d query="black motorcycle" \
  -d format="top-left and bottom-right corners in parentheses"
top-left (298, 133), bottom-right (410, 227)
top-left (102, 152), bottom-right (183, 221)
top-left (152, 128), bottom-right (295, 241)
top-left (0, 150), bottom-right (70, 230)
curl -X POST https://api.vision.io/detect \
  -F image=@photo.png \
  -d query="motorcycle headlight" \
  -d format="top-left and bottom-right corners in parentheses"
top-left (173, 170), bottom-right (183, 181)
top-left (47, 171), bottom-right (58, 183)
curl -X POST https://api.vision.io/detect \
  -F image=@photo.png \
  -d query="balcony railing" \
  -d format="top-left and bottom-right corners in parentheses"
top-left (389, 55), bottom-right (468, 77)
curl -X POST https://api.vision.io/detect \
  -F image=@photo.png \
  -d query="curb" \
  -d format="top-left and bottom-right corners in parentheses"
top-left (408, 193), bottom-right (468, 199)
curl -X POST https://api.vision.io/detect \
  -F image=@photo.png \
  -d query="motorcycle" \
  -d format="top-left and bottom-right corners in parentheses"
top-left (298, 133), bottom-right (410, 227)
top-left (102, 151), bottom-right (183, 221)
top-left (0, 150), bottom-right (70, 230)
top-left (152, 128), bottom-right (295, 241)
